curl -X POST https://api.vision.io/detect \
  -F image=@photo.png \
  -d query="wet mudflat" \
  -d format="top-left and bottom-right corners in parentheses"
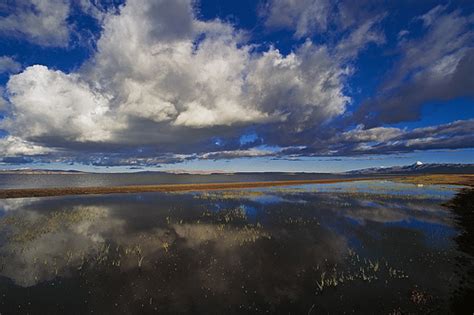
top-left (0, 180), bottom-right (472, 314)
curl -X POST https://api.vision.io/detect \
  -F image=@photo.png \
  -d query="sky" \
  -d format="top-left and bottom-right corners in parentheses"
top-left (0, 0), bottom-right (473, 173)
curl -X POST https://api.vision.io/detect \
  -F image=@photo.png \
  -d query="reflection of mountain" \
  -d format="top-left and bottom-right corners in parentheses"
top-left (347, 163), bottom-right (474, 175)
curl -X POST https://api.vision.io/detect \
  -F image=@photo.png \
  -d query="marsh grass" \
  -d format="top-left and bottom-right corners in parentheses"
top-left (314, 249), bottom-right (408, 293)
top-left (195, 190), bottom-right (265, 200)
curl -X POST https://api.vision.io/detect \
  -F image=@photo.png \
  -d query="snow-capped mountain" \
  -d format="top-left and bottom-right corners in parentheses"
top-left (346, 163), bottom-right (474, 175)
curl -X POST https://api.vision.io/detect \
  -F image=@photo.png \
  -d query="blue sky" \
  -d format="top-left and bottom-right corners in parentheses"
top-left (0, 0), bottom-right (473, 172)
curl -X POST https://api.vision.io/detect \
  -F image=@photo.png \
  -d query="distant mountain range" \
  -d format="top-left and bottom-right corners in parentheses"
top-left (1, 163), bottom-right (473, 175)
top-left (345, 162), bottom-right (474, 175)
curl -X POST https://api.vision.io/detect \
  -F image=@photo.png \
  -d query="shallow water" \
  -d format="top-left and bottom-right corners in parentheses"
top-left (0, 173), bottom-right (345, 189)
top-left (0, 180), bottom-right (472, 314)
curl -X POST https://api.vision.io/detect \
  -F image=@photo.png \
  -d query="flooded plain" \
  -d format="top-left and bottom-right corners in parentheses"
top-left (0, 180), bottom-right (472, 314)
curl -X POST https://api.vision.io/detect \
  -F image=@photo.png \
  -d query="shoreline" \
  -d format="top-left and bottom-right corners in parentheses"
top-left (0, 177), bottom-right (380, 199)
top-left (0, 174), bottom-right (472, 199)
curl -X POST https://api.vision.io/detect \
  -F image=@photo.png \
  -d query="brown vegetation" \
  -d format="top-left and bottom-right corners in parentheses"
top-left (0, 174), bottom-right (472, 199)
top-left (0, 178), bottom-right (377, 199)
top-left (393, 174), bottom-right (474, 187)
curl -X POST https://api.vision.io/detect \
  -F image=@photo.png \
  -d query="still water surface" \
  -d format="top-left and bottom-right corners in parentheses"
top-left (0, 173), bottom-right (345, 189)
top-left (0, 180), bottom-right (472, 313)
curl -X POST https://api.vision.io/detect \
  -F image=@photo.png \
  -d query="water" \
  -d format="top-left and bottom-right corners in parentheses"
top-left (0, 180), bottom-right (472, 314)
top-left (0, 172), bottom-right (347, 189)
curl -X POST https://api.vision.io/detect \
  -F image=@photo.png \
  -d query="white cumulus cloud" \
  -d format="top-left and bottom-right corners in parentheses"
top-left (4, 65), bottom-right (121, 142)
top-left (3, 0), bottom-right (351, 157)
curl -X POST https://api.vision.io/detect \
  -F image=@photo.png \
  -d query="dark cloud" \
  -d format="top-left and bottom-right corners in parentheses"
top-left (0, 0), bottom-right (71, 47)
top-left (1, 156), bottom-right (34, 164)
top-left (290, 119), bottom-right (474, 157)
top-left (355, 6), bottom-right (474, 126)
top-left (261, 0), bottom-right (333, 37)
top-left (0, 56), bottom-right (21, 74)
